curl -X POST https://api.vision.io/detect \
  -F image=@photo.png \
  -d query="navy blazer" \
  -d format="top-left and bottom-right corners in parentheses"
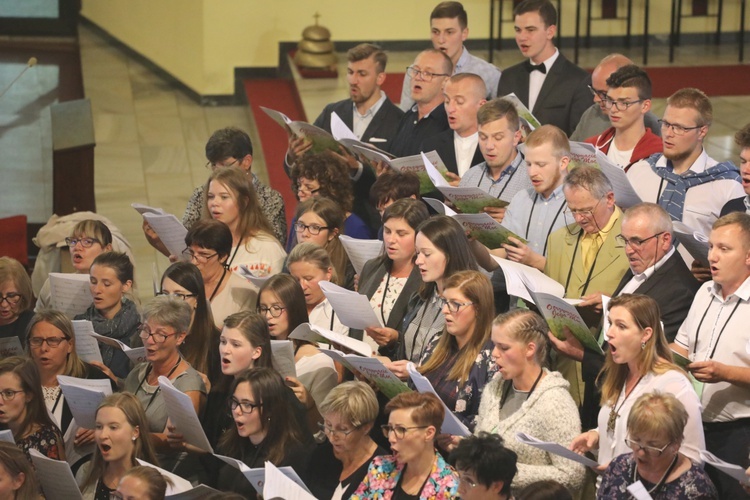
top-left (313, 97), bottom-right (404, 151)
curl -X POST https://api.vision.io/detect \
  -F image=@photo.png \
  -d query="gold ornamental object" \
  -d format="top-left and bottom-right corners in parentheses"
top-left (294, 13), bottom-right (337, 69)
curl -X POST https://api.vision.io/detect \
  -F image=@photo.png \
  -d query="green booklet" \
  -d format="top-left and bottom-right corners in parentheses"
top-left (321, 350), bottom-right (412, 400)
top-left (390, 150), bottom-right (451, 195)
top-left (452, 213), bottom-right (526, 249)
top-left (437, 186), bottom-right (510, 213)
top-left (260, 106), bottom-right (343, 155)
top-left (529, 289), bottom-right (604, 355)
top-left (503, 93), bottom-right (542, 138)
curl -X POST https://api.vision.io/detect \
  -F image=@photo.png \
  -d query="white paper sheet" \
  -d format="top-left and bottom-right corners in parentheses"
top-left (423, 197), bottom-right (458, 216)
top-left (131, 202), bottom-right (166, 216)
top-left (289, 323), bottom-right (372, 357)
top-left (165, 484), bottom-right (221, 499)
top-left (673, 221), bottom-right (710, 268)
top-left (515, 432), bottom-right (600, 468)
top-left (91, 333), bottom-right (147, 364)
top-left (601, 295), bottom-right (612, 342)
top-left (319, 280), bottom-right (383, 330)
top-left (406, 363), bottom-right (470, 436)
top-left (62, 418), bottom-right (95, 467)
top-left (0, 429), bottom-right (13, 443)
top-left (264, 461), bottom-right (316, 500)
top-left (270, 340), bottom-right (297, 379)
top-left (627, 481), bottom-right (655, 500)
top-left (330, 111), bottom-right (359, 141)
top-left (56, 375), bottom-right (113, 430)
top-left (213, 454), bottom-right (311, 494)
top-left (71, 320), bottom-right (103, 364)
top-left (29, 449), bottom-right (84, 499)
top-left (49, 272), bottom-right (91, 318)
top-left (136, 459), bottom-right (193, 495)
top-left (142, 212), bottom-right (188, 259)
top-left (422, 152), bottom-right (450, 188)
top-left (0, 336), bottom-right (23, 357)
top-left (157, 376), bottom-right (213, 453)
top-left (339, 235), bottom-right (382, 276)
top-left (700, 450), bottom-right (750, 485)
top-left (237, 265), bottom-right (270, 288)
top-left (594, 148), bottom-right (642, 209)
top-left (491, 256), bottom-right (565, 303)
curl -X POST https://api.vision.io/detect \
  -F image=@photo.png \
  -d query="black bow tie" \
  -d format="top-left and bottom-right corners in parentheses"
top-left (525, 61), bottom-right (547, 74)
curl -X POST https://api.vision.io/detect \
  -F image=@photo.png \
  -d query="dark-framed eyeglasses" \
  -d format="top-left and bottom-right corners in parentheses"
top-left (205, 158), bottom-right (239, 169)
top-left (65, 237), bottom-right (101, 248)
top-left (258, 305), bottom-right (285, 318)
top-left (28, 336), bottom-right (70, 348)
top-left (318, 422), bottom-right (360, 439)
top-left (294, 221), bottom-right (330, 235)
top-left (0, 389), bottom-right (24, 402)
top-left (138, 325), bottom-right (177, 343)
top-left (587, 85), bottom-right (608, 101)
top-left (437, 297), bottom-right (474, 314)
top-left (603, 97), bottom-right (644, 111)
top-left (156, 290), bottom-right (197, 301)
top-left (658, 119), bottom-right (704, 136)
top-left (381, 424), bottom-right (429, 440)
top-left (181, 248), bottom-right (219, 263)
top-left (0, 293), bottom-right (22, 306)
top-left (229, 397), bottom-right (262, 414)
top-left (296, 185), bottom-right (321, 196)
top-left (615, 232), bottom-right (664, 249)
top-left (625, 437), bottom-right (672, 457)
top-left (406, 66), bottom-right (449, 82)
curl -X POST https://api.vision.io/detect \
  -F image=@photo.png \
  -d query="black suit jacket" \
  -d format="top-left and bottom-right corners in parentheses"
top-left (579, 250), bottom-right (700, 428)
top-left (721, 196), bottom-right (746, 217)
top-left (497, 53), bottom-right (591, 136)
top-left (313, 96), bottom-right (404, 151)
top-left (420, 128), bottom-right (484, 175)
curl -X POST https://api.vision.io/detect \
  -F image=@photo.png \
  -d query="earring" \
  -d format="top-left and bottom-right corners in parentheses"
top-left (641, 342), bottom-right (646, 350)
top-left (132, 436), bottom-right (137, 442)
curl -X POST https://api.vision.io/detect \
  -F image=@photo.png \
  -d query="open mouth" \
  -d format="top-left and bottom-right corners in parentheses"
top-left (100, 444), bottom-right (112, 453)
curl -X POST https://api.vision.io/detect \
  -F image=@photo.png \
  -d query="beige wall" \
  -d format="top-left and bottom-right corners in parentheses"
top-left (81, 0), bottom-right (746, 96)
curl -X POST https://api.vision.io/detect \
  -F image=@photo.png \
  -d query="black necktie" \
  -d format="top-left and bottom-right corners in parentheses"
top-left (525, 61), bottom-right (547, 74)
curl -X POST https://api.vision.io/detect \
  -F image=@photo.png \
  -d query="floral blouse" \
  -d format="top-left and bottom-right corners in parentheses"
top-left (17, 423), bottom-right (63, 462)
top-left (351, 453), bottom-right (459, 500)
top-left (420, 338), bottom-right (498, 430)
top-left (598, 453), bottom-right (718, 500)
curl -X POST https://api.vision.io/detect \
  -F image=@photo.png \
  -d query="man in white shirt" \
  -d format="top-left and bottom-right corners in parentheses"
top-left (627, 87), bottom-right (743, 275)
top-left (421, 73), bottom-right (486, 181)
top-left (399, 1), bottom-right (501, 111)
top-left (720, 123), bottom-right (750, 216)
top-left (672, 212), bottom-right (750, 498)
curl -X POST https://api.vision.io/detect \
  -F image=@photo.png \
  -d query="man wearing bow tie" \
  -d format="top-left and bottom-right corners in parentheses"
top-left (496, 0), bottom-right (590, 136)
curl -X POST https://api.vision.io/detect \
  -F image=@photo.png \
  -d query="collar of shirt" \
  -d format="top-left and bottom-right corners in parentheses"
top-left (483, 149), bottom-right (522, 184)
top-left (454, 46), bottom-right (471, 73)
top-left (540, 182), bottom-right (565, 202)
top-left (656, 148), bottom-right (713, 174)
top-left (454, 130), bottom-right (478, 146)
top-left (530, 48), bottom-right (559, 72)
top-left (582, 205), bottom-right (621, 243)
top-left (409, 102), bottom-right (441, 120)
top-left (353, 90), bottom-right (387, 119)
top-left (631, 246), bottom-right (675, 283)
top-left (709, 274), bottom-right (750, 302)
top-left (745, 196), bottom-right (750, 213)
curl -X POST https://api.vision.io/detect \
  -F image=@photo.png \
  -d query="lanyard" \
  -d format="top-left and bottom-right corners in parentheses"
top-left (380, 272), bottom-right (392, 326)
top-left (692, 298), bottom-right (741, 360)
top-left (408, 296), bottom-right (443, 362)
top-left (499, 367), bottom-right (544, 409)
top-left (138, 356), bottom-right (183, 411)
top-left (478, 164), bottom-right (517, 200)
top-left (525, 193), bottom-right (567, 256)
top-left (563, 231), bottom-right (605, 297)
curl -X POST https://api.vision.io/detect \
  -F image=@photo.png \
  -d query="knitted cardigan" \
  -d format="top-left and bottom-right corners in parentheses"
top-left (474, 369), bottom-right (586, 495)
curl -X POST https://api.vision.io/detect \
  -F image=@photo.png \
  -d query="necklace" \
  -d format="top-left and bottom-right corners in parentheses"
top-left (631, 452), bottom-right (679, 494)
top-left (607, 375), bottom-right (643, 434)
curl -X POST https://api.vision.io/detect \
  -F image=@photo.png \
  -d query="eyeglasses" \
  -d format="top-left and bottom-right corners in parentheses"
top-left (318, 422), bottom-right (360, 439)
top-left (564, 197), bottom-right (603, 220)
top-left (658, 119), bottom-right (704, 136)
top-left (406, 66), bottom-right (449, 82)
top-left (181, 248), bottom-right (219, 263)
top-left (457, 472), bottom-right (478, 489)
top-left (587, 85), bottom-right (608, 101)
top-left (65, 237), bottom-right (101, 248)
top-left (294, 221), bottom-right (330, 235)
top-left (138, 325), bottom-right (177, 343)
top-left (615, 232), bottom-right (664, 249)
top-left (156, 291), bottom-right (197, 301)
top-left (0, 389), bottom-right (24, 401)
top-left (0, 293), bottom-right (22, 306)
top-left (28, 336), bottom-right (70, 348)
top-left (229, 397), bottom-right (262, 414)
top-left (205, 158), bottom-right (239, 169)
top-left (603, 98), bottom-right (644, 111)
top-left (381, 424), bottom-right (429, 440)
top-left (625, 437), bottom-right (672, 457)
top-left (296, 185), bottom-right (321, 196)
top-left (258, 305), bottom-right (285, 318)
top-left (438, 297), bottom-right (474, 314)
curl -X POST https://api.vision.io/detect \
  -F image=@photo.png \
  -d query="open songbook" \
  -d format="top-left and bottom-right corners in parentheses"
top-left (339, 235), bottom-right (382, 275)
top-left (407, 363), bottom-right (470, 436)
top-left (319, 280), bottom-right (384, 330)
top-left (673, 221), bottom-right (710, 267)
top-left (213, 454), bottom-right (312, 495)
top-left (49, 273), bottom-right (91, 318)
top-left (515, 432), bottom-right (599, 468)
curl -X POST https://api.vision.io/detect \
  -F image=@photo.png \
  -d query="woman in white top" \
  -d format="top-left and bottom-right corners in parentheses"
top-left (570, 294), bottom-right (705, 469)
top-left (287, 242), bottom-right (349, 336)
top-left (204, 166), bottom-right (285, 277)
top-left (258, 274), bottom-right (337, 433)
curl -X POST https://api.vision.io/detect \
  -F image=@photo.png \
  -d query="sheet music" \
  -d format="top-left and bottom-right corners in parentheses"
top-left (0, 429), bottom-right (13, 443)
top-left (595, 148), bottom-right (642, 209)
top-left (213, 455), bottom-right (311, 494)
top-left (515, 432), bottom-right (600, 468)
top-left (29, 449), bottom-right (84, 500)
top-left (700, 450), bottom-right (750, 485)
top-left (91, 333), bottom-right (147, 364)
top-left (56, 375), bottom-right (113, 429)
top-left (165, 484), bottom-right (221, 499)
top-left (673, 221), bottom-right (710, 267)
top-left (136, 459), bottom-right (193, 495)
top-left (131, 202), bottom-right (166, 216)
top-left (330, 111), bottom-right (359, 141)
top-left (271, 340), bottom-right (297, 379)
top-left (71, 320), bottom-right (103, 364)
top-left (406, 363), bottom-right (470, 436)
top-left (289, 323), bottom-right (372, 357)
top-left (319, 280), bottom-right (383, 330)
top-left (142, 212), bottom-right (188, 258)
top-left (491, 256), bottom-right (565, 302)
top-left (49, 273), bottom-right (91, 318)
top-left (0, 336), bottom-right (23, 357)
top-left (63, 418), bottom-right (95, 467)
top-left (264, 461), bottom-right (316, 500)
top-left (339, 236), bottom-right (382, 276)
top-left (158, 376), bottom-right (213, 453)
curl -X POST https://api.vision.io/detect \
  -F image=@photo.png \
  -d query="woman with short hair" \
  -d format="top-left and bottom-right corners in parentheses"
top-left (0, 257), bottom-right (35, 344)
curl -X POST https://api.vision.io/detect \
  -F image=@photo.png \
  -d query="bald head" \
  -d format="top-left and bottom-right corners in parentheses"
top-left (591, 54), bottom-right (633, 110)
top-left (444, 73), bottom-right (487, 136)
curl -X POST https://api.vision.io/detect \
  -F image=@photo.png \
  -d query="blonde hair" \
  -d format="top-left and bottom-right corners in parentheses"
top-left (492, 309), bottom-right (549, 366)
top-left (319, 381), bottom-right (379, 428)
top-left (627, 391), bottom-right (687, 444)
top-left (667, 88), bottom-right (712, 126)
top-left (287, 242), bottom-right (339, 285)
top-left (0, 257), bottom-right (33, 312)
top-left (524, 124), bottom-right (570, 162)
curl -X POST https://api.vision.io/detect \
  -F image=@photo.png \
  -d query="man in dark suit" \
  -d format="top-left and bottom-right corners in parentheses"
top-left (496, 0), bottom-right (590, 136)
top-left (421, 73), bottom-right (486, 181)
top-left (549, 202), bottom-right (700, 427)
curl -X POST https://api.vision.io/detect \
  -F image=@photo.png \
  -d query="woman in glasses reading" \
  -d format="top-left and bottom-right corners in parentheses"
top-left (0, 257), bottom-right (35, 346)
